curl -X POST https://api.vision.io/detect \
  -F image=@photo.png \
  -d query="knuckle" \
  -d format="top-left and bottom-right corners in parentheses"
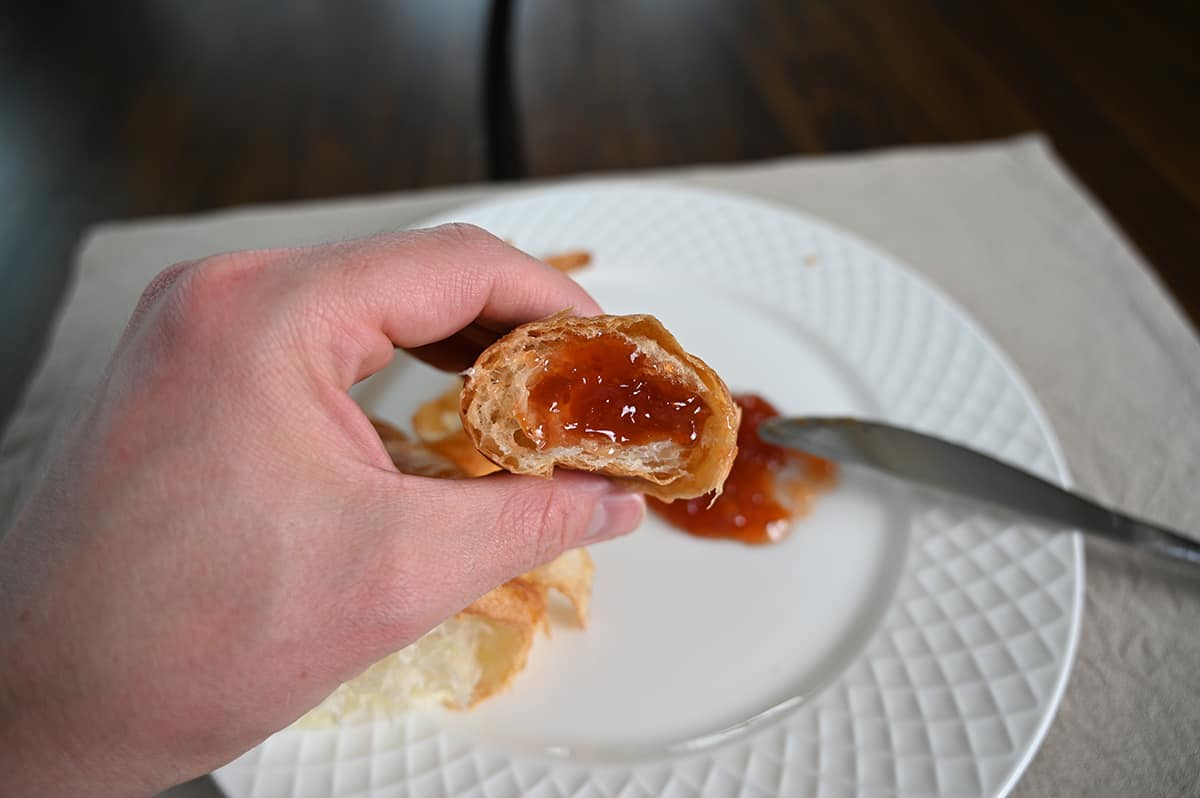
top-left (184, 250), bottom-right (262, 302)
top-left (428, 222), bottom-right (497, 250)
top-left (129, 260), bottom-right (196, 335)
top-left (498, 482), bottom-right (579, 569)
top-left (156, 250), bottom-right (279, 339)
top-left (136, 260), bottom-right (195, 313)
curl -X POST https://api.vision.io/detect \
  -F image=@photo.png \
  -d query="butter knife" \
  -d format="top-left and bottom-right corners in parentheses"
top-left (758, 417), bottom-right (1200, 566)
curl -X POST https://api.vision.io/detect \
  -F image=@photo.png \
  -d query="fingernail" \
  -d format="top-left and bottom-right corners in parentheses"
top-left (584, 491), bottom-right (646, 544)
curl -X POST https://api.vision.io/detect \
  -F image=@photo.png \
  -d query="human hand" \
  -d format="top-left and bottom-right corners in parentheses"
top-left (0, 226), bottom-right (645, 797)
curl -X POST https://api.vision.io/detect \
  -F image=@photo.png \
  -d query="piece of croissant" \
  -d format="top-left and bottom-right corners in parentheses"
top-left (461, 313), bottom-right (740, 501)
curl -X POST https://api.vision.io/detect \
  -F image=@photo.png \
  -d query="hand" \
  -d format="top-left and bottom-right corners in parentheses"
top-left (0, 226), bottom-right (645, 797)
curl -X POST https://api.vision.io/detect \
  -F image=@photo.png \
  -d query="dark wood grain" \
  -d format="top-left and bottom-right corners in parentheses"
top-left (2, 0), bottom-right (1197, 430)
top-left (0, 1), bottom-right (490, 426)
top-left (485, 0), bottom-right (524, 180)
top-left (513, 0), bottom-right (1200, 323)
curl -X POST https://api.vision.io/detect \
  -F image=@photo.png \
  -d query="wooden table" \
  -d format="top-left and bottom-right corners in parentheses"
top-left (2, 0), bottom-right (1196, 427)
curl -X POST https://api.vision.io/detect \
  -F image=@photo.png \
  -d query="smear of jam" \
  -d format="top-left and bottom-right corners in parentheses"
top-left (521, 333), bottom-right (711, 451)
top-left (650, 394), bottom-right (836, 544)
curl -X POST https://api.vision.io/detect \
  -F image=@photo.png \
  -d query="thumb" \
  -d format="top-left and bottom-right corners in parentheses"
top-left (363, 469), bottom-right (644, 638)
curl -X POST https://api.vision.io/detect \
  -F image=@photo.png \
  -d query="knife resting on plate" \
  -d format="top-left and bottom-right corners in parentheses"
top-left (758, 417), bottom-right (1200, 567)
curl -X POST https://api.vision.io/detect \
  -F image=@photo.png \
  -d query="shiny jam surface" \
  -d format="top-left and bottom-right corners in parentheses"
top-left (650, 393), bottom-right (837, 544)
top-left (522, 333), bottom-right (711, 450)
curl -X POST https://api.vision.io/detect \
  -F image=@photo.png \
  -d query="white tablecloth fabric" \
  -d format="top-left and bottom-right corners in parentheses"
top-left (4, 135), bottom-right (1198, 797)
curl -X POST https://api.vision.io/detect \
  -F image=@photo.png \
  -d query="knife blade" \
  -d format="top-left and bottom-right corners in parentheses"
top-left (758, 416), bottom-right (1200, 567)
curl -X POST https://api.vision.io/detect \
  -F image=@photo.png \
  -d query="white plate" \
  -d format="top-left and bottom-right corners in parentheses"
top-left (215, 184), bottom-right (1083, 798)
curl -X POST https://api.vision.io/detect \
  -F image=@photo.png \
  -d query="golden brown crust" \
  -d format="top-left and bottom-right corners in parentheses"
top-left (542, 250), bottom-right (591, 273)
top-left (460, 313), bottom-right (740, 501)
top-left (411, 379), bottom-right (502, 477)
top-left (457, 579), bottom-right (543, 704)
top-left (522, 547), bottom-right (594, 628)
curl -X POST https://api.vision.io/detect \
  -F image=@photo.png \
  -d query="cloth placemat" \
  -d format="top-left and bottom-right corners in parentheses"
top-left (4, 135), bottom-right (1197, 797)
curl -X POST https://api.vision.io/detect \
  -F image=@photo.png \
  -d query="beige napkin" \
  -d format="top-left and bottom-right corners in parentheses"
top-left (4, 135), bottom-right (1198, 797)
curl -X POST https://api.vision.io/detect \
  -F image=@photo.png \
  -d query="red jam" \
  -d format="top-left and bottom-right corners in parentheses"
top-left (522, 333), bottom-right (711, 450)
top-left (650, 393), bottom-right (836, 544)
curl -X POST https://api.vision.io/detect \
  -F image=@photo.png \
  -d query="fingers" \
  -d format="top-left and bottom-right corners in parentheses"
top-left (314, 225), bottom-right (603, 387)
top-left (357, 470), bottom-right (644, 642)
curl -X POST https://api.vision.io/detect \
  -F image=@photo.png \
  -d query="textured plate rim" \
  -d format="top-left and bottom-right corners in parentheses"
top-left (215, 180), bottom-right (1085, 798)
top-left (422, 182), bottom-right (1086, 794)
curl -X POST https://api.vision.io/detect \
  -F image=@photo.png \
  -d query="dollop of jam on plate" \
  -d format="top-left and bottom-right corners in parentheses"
top-left (650, 393), bottom-right (836, 544)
